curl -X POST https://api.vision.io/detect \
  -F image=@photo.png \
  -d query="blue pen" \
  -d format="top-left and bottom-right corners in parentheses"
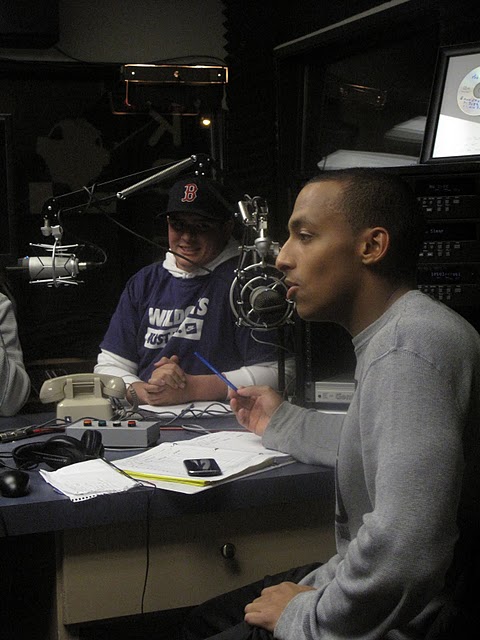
top-left (194, 351), bottom-right (239, 392)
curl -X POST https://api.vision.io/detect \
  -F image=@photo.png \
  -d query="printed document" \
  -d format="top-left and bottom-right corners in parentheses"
top-left (38, 432), bottom-right (293, 498)
top-left (115, 431), bottom-right (293, 494)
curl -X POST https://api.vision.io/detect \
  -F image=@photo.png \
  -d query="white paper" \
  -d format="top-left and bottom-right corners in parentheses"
top-left (115, 431), bottom-right (292, 493)
top-left (39, 458), bottom-right (138, 502)
top-left (38, 432), bottom-right (292, 499)
top-left (433, 113), bottom-right (480, 157)
top-left (143, 458), bottom-right (295, 494)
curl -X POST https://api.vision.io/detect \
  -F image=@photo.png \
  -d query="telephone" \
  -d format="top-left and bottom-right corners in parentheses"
top-left (39, 373), bottom-right (126, 421)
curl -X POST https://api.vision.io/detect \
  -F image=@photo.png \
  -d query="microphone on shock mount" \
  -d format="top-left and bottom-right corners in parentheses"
top-left (6, 215), bottom-right (105, 287)
top-left (6, 245), bottom-right (102, 287)
top-left (230, 195), bottom-right (294, 330)
top-left (11, 256), bottom-right (90, 284)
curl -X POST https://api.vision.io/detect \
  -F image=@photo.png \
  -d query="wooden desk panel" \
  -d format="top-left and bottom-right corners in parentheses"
top-left (59, 499), bottom-right (335, 625)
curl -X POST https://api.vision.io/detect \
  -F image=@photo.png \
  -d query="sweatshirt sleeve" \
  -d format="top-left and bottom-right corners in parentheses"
top-left (0, 295), bottom-right (30, 416)
top-left (94, 349), bottom-right (141, 386)
top-left (262, 401), bottom-right (344, 468)
top-left (273, 351), bottom-right (465, 640)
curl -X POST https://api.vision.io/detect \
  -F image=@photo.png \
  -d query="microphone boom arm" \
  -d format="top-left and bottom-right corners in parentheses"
top-left (116, 153), bottom-right (210, 200)
top-left (26, 153), bottom-right (212, 287)
top-left (42, 153), bottom-right (212, 218)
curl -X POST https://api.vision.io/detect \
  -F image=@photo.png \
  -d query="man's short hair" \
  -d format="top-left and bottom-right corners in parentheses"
top-left (307, 168), bottom-right (425, 283)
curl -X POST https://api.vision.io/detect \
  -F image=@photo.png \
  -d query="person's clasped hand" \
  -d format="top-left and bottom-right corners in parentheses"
top-left (128, 356), bottom-right (189, 406)
top-left (150, 355), bottom-right (187, 390)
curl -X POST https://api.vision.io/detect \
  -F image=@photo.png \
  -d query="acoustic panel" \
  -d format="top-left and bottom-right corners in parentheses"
top-left (0, 1), bottom-right (59, 48)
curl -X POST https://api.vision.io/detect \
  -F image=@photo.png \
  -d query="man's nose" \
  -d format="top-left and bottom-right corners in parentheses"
top-left (275, 240), bottom-right (291, 272)
top-left (181, 228), bottom-right (197, 239)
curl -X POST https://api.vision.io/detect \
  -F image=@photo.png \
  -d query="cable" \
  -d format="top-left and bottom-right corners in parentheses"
top-left (0, 418), bottom-right (68, 444)
top-left (250, 328), bottom-right (294, 353)
top-left (102, 457), bottom-right (155, 614)
top-left (141, 401), bottom-right (235, 425)
top-left (140, 489), bottom-right (155, 614)
top-left (180, 423), bottom-right (211, 435)
top-left (164, 403), bottom-right (195, 424)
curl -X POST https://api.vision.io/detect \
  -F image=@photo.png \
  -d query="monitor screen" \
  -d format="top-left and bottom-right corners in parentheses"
top-left (421, 43), bottom-right (480, 163)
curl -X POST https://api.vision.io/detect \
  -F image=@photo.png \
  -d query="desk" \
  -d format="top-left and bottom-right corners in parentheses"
top-left (1, 411), bottom-right (336, 640)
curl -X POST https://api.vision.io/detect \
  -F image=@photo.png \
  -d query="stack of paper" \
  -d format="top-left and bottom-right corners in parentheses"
top-left (40, 458), bottom-right (138, 502)
top-left (38, 432), bottom-right (293, 499)
top-left (115, 431), bottom-right (293, 494)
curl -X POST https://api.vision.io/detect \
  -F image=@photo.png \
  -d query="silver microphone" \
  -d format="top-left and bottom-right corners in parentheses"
top-left (20, 256), bottom-right (88, 280)
top-left (230, 195), bottom-right (294, 330)
top-left (8, 255), bottom-right (94, 286)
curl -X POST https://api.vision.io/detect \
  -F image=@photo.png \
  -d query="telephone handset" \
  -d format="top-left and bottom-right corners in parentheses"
top-left (39, 373), bottom-right (126, 421)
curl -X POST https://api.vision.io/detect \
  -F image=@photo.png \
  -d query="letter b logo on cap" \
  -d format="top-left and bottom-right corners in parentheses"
top-left (181, 183), bottom-right (199, 203)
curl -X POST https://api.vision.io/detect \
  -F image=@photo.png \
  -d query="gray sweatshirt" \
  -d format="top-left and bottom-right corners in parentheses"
top-left (263, 290), bottom-right (480, 640)
top-left (0, 292), bottom-right (30, 416)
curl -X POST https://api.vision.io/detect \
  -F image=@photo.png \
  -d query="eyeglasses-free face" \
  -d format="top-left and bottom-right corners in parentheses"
top-left (167, 217), bottom-right (218, 236)
top-left (276, 180), bottom-right (365, 328)
top-left (167, 215), bottom-right (233, 271)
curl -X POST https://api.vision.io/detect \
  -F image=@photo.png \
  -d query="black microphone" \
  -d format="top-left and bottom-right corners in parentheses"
top-left (250, 287), bottom-right (290, 318)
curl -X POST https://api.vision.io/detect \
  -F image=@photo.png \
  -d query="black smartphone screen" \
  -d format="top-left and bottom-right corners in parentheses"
top-left (183, 458), bottom-right (223, 477)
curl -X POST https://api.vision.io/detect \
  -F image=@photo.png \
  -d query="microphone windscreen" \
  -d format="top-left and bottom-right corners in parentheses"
top-left (250, 287), bottom-right (289, 323)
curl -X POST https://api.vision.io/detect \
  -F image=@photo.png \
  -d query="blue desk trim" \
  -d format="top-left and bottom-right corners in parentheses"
top-left (1, 412), bottom-right (335, 537)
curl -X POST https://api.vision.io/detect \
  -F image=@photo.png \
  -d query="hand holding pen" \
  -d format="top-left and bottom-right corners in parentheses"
top-left (228, 384), bottom-right (283, 437)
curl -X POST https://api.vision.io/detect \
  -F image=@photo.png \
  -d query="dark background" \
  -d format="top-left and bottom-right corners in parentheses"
top-left (0, 0), bottom-right (479, 395)
top-left (2, 3), bottom-right (480, 638)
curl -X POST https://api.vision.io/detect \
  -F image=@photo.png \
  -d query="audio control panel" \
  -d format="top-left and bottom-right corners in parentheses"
top-left (418, 194), bottom-right (480, 218)
top-left (413, 171), bottom-right (480, 309)
top-left (419, 219), bottom-right (480, 262)
top-left (66, 419), bottom-right (161, 448)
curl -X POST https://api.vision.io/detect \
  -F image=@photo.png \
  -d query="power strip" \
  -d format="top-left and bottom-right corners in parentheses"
top-left (66, 419), bottom-right (161, 448)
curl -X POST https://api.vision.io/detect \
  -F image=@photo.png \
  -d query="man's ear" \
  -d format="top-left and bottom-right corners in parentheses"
top-left (360, 227), bottom-right (390, 266)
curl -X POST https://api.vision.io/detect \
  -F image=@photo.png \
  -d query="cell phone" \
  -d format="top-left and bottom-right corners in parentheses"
top-left (183, 458), bottom-right (223, 477)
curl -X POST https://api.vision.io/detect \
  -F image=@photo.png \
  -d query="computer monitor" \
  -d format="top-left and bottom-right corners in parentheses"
top-left (421, 41), bottom-right (480, 163)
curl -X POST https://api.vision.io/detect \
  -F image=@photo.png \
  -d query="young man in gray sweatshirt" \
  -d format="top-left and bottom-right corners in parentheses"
top-left (180, 168), bottom-right (480, 640)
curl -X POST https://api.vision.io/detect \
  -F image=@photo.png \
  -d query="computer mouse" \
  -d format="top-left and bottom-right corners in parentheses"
top-left (0, 469), bottom-right (30, 498)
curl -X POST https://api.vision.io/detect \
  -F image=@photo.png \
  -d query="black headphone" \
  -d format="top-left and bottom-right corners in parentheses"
top-left (13, 430), bottom-right (104, 470)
